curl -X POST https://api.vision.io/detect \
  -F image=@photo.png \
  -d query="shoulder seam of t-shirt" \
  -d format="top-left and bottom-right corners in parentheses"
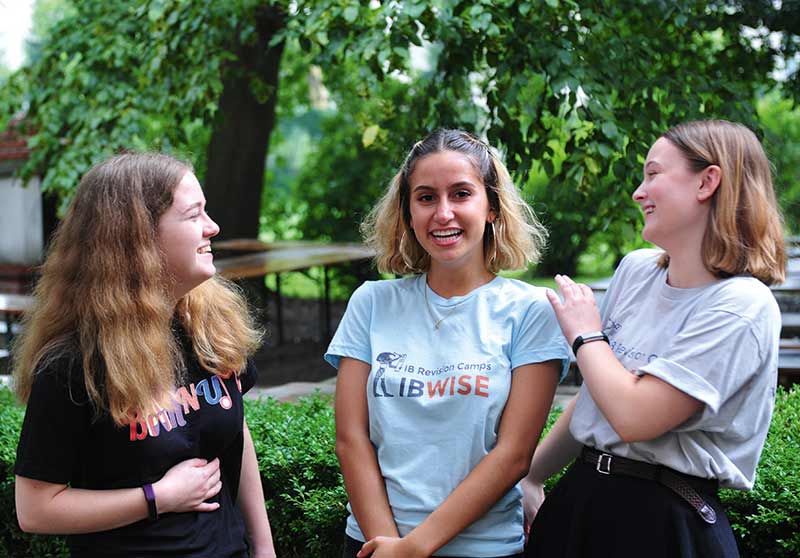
top-left (326, 344), bottom-right (371, 365)
top-left (704, 309), bottom-right (766, 361)
top-left (511, 348), bottom-right (570, 373)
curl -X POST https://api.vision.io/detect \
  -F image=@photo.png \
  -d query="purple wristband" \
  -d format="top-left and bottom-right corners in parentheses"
top-left (142, 483), bottom-right (158, 521)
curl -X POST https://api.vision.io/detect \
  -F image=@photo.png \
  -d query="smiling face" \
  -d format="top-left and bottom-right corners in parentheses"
top-left (407, 150), bottom-right (495, 275)
top-left (157, 172), bottom-right (220, 300)
top-left (632, 137), bottom-right (713, 252)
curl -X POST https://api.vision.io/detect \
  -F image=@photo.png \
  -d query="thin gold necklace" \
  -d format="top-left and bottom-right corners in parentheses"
top-left (423, 280), bottom-right (475, 330)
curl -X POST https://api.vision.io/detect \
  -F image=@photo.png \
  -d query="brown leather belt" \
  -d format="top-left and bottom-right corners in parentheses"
top-left (580, 446), bottom-right (718, 524)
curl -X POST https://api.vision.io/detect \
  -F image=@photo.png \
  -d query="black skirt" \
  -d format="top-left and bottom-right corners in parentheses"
top-left (525, 460), bottom-right (739, 558)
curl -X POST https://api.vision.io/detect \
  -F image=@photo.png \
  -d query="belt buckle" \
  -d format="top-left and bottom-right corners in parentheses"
top-left (596, 453), bottom-right (612, 475)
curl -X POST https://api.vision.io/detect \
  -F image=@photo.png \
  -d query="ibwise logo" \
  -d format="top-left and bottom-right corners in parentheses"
top-left (372, 351), bottom-right (492, 400)
top-left (372, 352), bottom-right (407, 397)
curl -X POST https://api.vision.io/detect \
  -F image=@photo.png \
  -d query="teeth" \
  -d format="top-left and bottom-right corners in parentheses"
top-left (431, 230), bottom-right (462, 238)
top-left (198, 246), bottom-right (212, 254)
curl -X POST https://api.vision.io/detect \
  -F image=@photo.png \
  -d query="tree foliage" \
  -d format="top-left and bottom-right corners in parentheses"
top-left (759, 89), bottom-right (800, 233)
top-left (299, 0), bottom-right (793, 273)
top-left (1, 0), bottom-right (797, 272)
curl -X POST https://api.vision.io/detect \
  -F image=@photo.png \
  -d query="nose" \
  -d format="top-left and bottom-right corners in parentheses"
top-left (434, 199), bottom-right (454, 222)
top-left (204, 215), bottom-right (220, 238)
top-left (632, 182), bottom-right (646, 203)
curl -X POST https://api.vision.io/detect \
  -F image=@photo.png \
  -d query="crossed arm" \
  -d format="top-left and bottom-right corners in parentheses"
top-left (16, 456), bottom-right (222, 534)
top-left (521, 275), bottom-right (704, 529)
top-left (335, 356), bottom-right (559, 558)
top-left (16, 418), bottom-right (276, 558)
top-left (544, 274), bottom-right (702, 443)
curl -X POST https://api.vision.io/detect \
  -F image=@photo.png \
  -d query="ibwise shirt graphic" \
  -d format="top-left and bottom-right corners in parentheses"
top-left (372, 350), bottom-right (493, 399)
top-left (326, 275), bottom-right (570, 557)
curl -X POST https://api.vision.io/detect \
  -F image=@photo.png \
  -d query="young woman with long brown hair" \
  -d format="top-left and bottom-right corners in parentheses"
top-left (523, 120), bottom-right (785, 558)
top-left (326, 129), bottom-right (570, 558)
top-left (13, 153), bottom-right (276, 557)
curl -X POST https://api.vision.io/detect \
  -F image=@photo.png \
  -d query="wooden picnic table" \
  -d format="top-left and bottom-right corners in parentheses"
top-left (214, 239), bottom-right (375, 343)
top-left (215, 243), bottom-right (374, 278)
top-left (1, 292), bottom-right (34, 352)
top-left (0, 293), bottom-right (33, 315)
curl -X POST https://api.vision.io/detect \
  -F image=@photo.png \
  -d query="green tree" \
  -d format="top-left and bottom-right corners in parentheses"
top-left (278, 0), bottom-right (798, 273)
top-left (337, 0), bottom-right (793, 273)
top-left (758, 89), bottom-right (800, 233)
top-left (24, 0), bottom-right (77, 65)
top-left (2, 0), bottom-right (797, 274)
top-left (0, 0), bottom-right (428, 240)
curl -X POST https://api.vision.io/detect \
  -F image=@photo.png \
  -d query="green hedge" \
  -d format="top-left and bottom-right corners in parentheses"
top-left (0, 386), bottom-right (798, 557)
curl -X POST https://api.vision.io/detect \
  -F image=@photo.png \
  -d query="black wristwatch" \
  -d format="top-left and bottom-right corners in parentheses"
top-left (572, 331), bottom-right (610, 355)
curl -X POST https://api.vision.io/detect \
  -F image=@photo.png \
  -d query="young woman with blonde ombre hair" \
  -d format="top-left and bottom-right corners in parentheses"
top-left (326, 129), bottom-right (571, 558)
top-left (522, 120), bottom-right (785, 558)
top-left (13, 152), bottom-right (276, 558)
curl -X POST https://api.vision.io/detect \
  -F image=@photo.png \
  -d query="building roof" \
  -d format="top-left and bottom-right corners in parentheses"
top-left (0, 117), bottom-right (30, 162)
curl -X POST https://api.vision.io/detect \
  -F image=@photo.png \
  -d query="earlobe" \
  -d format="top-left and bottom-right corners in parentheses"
top-left (487, 210), bottom-right (497, 224)
top-left (697, 165), bottom-right (722, 202)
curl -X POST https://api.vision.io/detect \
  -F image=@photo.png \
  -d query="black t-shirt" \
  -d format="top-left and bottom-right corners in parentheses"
top-left (14, 337), bottom-right (257, 558)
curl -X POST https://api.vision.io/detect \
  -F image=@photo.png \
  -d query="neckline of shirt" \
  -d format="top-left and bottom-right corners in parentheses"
top-left (420, 273), bottom-right (501, 307)
top-left (657, 266), bottom-right (727, 301)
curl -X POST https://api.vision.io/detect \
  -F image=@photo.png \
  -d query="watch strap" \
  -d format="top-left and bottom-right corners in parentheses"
top-left (572, 331), bottom-right (609, 355)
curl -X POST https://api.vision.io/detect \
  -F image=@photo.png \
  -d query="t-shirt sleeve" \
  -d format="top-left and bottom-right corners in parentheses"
top-left (14, 357), bottom-right (91, 484)
top-left (637, 309), bottom-right (763, 416)
top-left (510, 295), bottom-right (572, 381)
top-left (239, 358), bottom-right (258, 395)
top-left (324, 282), bottom-right (373, 369)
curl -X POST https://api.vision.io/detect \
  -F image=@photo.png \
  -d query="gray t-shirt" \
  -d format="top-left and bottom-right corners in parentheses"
top-left (570, 249), bottom-right (780, 489)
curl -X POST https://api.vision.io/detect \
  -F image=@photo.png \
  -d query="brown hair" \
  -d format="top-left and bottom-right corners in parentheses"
top-left (657, 120), bottom-right (786, 285)
top-left (362, 129), bottom-right (547, 274)
top-left (13, 152), bottom-right (262, 425)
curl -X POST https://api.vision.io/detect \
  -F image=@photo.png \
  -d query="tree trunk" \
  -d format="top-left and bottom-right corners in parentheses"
top-left (204, 6), bottom-right (286, 240)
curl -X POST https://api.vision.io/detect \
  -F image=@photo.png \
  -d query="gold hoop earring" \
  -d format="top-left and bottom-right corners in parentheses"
top-left (488, 221), bottom-right (497, 265)
top-left (399, 230), bottom-right (416, 271)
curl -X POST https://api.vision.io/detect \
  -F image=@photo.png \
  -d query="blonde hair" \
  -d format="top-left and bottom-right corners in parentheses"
top-left (13, 152), bottom-right (262, 426)
top-left (362, 129), bottom-right (547, 274)
top-left (657, 120), bottom-right (786, 285)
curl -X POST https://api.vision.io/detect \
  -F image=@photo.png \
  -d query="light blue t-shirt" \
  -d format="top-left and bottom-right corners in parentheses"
top-left (325, 274), bottom-right (570, 557)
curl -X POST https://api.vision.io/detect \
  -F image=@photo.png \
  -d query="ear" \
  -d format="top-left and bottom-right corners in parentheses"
top-left (697, 165), bottom-right (721, 202)
top-left (487, 210), bottom-right (497, 224)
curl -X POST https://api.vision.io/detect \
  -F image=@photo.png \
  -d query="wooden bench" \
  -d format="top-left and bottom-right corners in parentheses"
top-left (780, 312), bottom-right (800, 339)
top-left (0, 292), bottom-right (34, 356)
top-left (214, 240), bottom-right (375, 343)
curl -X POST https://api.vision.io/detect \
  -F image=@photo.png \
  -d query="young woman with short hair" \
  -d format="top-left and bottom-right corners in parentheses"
top-left (523, 120), bottom-right (785, 558)
top-left (327, 129), bottom-right (571, 558)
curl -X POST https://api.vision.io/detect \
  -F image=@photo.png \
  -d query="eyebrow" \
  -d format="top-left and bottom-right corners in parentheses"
top-left (182, 201), bottom-right (203, 213)
top-left (411, 181), bottom-right (478, 192)
top-left (644, 161), bottom-right (660, 170)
